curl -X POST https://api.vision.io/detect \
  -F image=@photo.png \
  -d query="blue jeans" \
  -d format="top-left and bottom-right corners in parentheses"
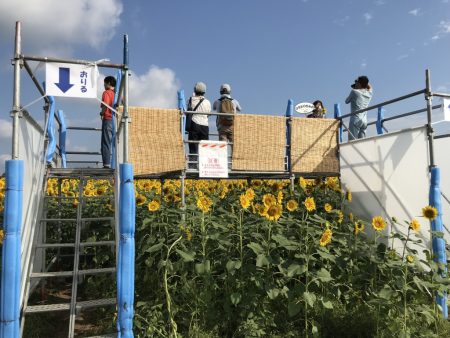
top-left (101, 119), bottom-right (113, 166)
top-left (348, 115), bottom-right (367, 141)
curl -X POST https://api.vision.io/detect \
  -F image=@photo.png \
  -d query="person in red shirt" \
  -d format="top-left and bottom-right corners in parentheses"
top-left (100, 76), bottom-right (116, 168)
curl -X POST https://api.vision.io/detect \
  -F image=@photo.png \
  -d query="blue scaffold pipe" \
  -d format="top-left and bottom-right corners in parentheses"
top-left (111, 71), bottom-right (122, 170)
top-left (57, 110), bottom-right (67, 168)
top-left (285, 99), bottom-right (293, 171)
top-left (334, 104), bottom-right (343, 143)
top-left (429, 166), bottom-right (448, 319)
top-left (0, 160), bottom-right (24, 338)
top-left (117, 163), bottom-right (135, 337)
top-left (45, 96), bottom-right (56, 164)
top-left (178, 90), bottom-right (187, 135)
top-left (376, 107), bottom-right (385, 135)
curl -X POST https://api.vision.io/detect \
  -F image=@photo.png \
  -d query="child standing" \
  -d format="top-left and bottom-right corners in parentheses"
top-left (100, 76), bottom-right (116, 168)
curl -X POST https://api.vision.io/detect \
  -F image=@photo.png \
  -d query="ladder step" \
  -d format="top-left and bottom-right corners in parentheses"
top-left (48, 168), bottom-right (114, 177)
top-left (31, 267), bottom-right (115, 278)
top-left (36, 243), bottom-right (75, 249)
top-left (44, 195), bottom-right (113, 200)
top-left (25, 303), bottom-right (71, 313)
top-left (80, 241), bottom-right (115, 247)
top-left (36, 241), bottom-right (115, 249)
top-left (40, 217), bottom-right (114, 222)
top-left (31, 271), bottom-right (73, 278)
top-left (76, 298), bottom-right (116, 312)
top-left (78, 267), bottom-right (116, 276)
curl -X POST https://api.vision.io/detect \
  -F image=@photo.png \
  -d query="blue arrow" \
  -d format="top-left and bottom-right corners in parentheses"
top-left (54, 67), bottom-right (74, 93)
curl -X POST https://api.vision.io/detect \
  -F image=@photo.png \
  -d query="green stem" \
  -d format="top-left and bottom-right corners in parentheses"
top-left (164, 235), bottom-right (183, 338)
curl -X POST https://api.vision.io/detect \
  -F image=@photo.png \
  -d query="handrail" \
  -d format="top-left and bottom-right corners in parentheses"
top-left (339, 89), bottom-right (426, 119)
top-left (22, 54), bottom-right (124, 69)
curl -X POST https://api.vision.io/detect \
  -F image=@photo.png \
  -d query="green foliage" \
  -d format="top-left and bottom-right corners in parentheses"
top-left (133, 178), bottom-right (450, 337)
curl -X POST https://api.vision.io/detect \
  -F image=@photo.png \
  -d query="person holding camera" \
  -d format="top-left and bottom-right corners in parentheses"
top-left (345, 75), bottom-right (373, 140)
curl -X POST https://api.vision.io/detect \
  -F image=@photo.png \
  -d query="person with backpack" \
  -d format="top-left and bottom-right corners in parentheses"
top-left (186, 82), bottom-right (211, 155)
top-left (213, 83), bottom-right (242, 143)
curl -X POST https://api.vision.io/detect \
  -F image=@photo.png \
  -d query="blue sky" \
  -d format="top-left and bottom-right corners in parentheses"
top-left (1, 0), bottom-right (450, 171)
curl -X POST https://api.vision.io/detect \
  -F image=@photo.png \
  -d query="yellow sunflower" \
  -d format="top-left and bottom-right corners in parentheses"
top-left (336, 210), bottom-right (344, 224)
top-left (409, 219), bottom-right (420, 232)
top-left (349, 212), bottom-right (354, 222)
top-left (197, 196), bottom-right (213, 213)
top-left (244, 188), bottom-right (255, 201)
top-left (136, 194), bottom-right (147, 206)
top-left (258, 204), bottom-right (268, 217)
top-left (265, 204), bottom-right (282, 221)
top-left (277, 191), bottom-right (283, 204)
top-left (0, 229), bottom-right (4, 245)
top-left (346, 190), bottom-right (352, 202)
top-left (263, 193), bottom-right (277, 207)
top-left (148, 200), bottom-right (160, 212)
top-left (354, 221), bottom-right (364, 235)
top-left (406, 255), bottom-right (414, 263)
top-left (303, 197), bottom-right (316, 212)
top-left (372, 216), bottom-right (386, 232)
top-left (324, 203), bottom-right (333, 213)
top-left (286, 199), bottom-right (298, 212)
top-left (299, 177), bottom-right (307, 190)
top-left (319, 228), bottom-right (332, 247)
top-left (421, 205), bottom-right (438, 221)
top-left (240, 194), bottom-right (251, 209)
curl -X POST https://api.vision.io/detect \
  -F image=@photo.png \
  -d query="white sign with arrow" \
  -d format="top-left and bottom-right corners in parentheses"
top-left (45, 62), bottom-right (98, 98)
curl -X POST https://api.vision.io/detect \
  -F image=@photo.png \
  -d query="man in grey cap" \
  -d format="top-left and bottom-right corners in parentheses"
top-left (213, 83), bottom-right (242, 143)
top-left (186, 82), bottom-right (211, 155)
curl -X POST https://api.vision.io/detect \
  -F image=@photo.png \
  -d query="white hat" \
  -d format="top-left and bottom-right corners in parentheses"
top-left (220, 83), bottom-right (231, 94)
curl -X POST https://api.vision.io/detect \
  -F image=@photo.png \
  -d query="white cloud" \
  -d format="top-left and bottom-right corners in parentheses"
top-left (129, 66), bottom-right (180, 108)
top-left (0, 0), bottom-right (123, 54)
top-left (397, 54), bottom-right (409, 61)
top-left (431, 21), bottom-right (450, 42)
top-left (361, 60), bottom-right (367, 68)
top-left (333, 16), bottom-right (350, 26)
top-left (0, 119), bottom-right (12, 139)
top-left (408, 8), bottom-right (420, 16)
top-left (363, 13), bottom-right (373, 25)
top-left (374, 0), bottom-right (385, 5)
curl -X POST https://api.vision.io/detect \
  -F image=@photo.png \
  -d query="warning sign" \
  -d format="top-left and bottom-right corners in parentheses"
top-left (198, 141), bottom-right (228, 178)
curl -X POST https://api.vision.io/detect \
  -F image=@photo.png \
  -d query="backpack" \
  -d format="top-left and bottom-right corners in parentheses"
top-left (218, 97), bottom-right (235, 127)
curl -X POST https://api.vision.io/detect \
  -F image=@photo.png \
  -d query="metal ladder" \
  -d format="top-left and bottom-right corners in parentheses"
top-left (21, 168), bottom-right (118, 338)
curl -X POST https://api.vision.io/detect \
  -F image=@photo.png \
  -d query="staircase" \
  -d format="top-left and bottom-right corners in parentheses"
top-left (21, 168), bottom-right (118, 337)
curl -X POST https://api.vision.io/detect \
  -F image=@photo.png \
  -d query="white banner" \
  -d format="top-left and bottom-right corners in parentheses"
top-left (45, 62), bottom-right (97, 98)
top-left (442, 98), bottom-right (450, 121)
top-left (198, 141), bottom-right (228, 178)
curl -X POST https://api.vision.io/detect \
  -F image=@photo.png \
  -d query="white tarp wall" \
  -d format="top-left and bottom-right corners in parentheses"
top-left (18, 112), bottom-right (47, 304)
top-left (340, 126), bottom-right (433, 259)
top-left (433, 137), bottom-right (450, 241)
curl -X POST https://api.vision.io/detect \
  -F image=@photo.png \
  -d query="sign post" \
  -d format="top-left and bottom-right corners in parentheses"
top-left (198, 141), bottom-right (228, 178)
top-left (45, 62), bottom-right (97, 98)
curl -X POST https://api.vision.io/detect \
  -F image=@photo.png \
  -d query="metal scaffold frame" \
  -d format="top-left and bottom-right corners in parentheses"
top-left (0, 21), bottom-right (136, 338)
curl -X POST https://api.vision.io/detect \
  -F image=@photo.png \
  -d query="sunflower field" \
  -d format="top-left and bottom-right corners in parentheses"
top-left (1, 176), bottom-right (450, 337)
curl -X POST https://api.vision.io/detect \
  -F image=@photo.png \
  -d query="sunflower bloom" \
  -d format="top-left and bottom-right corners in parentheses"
top-left (245, 188), bottom-right (255, 201)
top-left (336, 210), bottom-right (344, 224)
top-left (263, 194), bottom-right (277, 207)
top-left (346, 190), bottom-right (352, 202)
top-left (197, 196), bottom-right (213, 213)
top-left (354, 221), bottom-right (364, 235)
top-left (240, 194), bottom-right (251, 209)
top-left (258, 204), bottom-right (268, 217)
top-left (0, 229), bottom-right (4, 245)
top-left (265, 204), bottom-right (282, 221)
top-left (422, 205), bottom-right (438, 221)
top-left (349, 212), bottom-right (354, 222)
top-left (303, 197), bottom-right (316, 212)
top-left (299, 177), bottom-right (307, 190)
top-left (319, 228), bottom-right (332, 247)
top-left (136, 194), bottom-right (147, 206)
top-left (324, 203), bottom-right (333, 213)
top-left (409, 219), bottom-right (420, 232)
top-left (286, 199), bottom-right (298, 212)
top-left (148, 200), bottom-right (160, 212)
top-left (372, 216), bottom-right (386, 232)
top-left (406, 255), bottom-right (414, 263)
